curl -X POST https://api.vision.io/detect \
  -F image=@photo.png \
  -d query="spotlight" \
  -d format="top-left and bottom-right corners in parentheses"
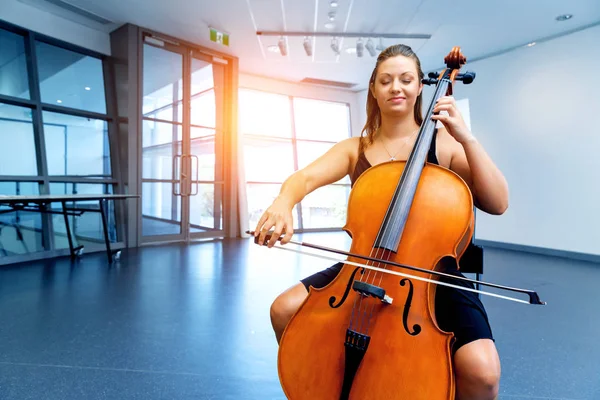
top-left (278, 36), bottom-right (287, 56)
top-left (330, 0), bottom-right (338, 7)
top-left (376, 37), bottom-right (384, 51)
top-left (328, 11), bottom-right (336, 21)
top-left (365, 38), bottom-right (376, 56)
top-left (356, 38), bottom-right (364, 57)
top-left (331, 37), bottom-right (340, 55)
top-left (303, 36), bottom-right (313, 56)
top-left (555, 14), bottom-right (573, 21)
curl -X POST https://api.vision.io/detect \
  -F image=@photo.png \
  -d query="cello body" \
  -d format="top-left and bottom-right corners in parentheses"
top-left (277, 47), bottom-right (477, 399)
top-left (278, 162), bottom-right (474, 399)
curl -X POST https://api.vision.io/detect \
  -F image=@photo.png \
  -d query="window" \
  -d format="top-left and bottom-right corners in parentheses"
top-left (0, 22), bottom-right (120, 261)
top-left (0, 28), bottom-right (30, 99)
top-left (49, 182), bottom-right (115, 249)
top-left (240, 89), bottom-right (352, 231)
top-left (0, 103), bottom-right (37, 175)
top-left (44, 112), bottom-right (110, 176)
top-left (35, 41), bottom-right (107, 113)
top-left (0, 181), bottom-right (43, 255)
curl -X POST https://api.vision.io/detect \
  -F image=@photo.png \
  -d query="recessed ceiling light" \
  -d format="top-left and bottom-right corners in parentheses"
top-left (527, 42), bottom-right (536, 47)
top-left (57, 100), bottom-right (62, 103)
top-left (324, 22), bottom-right (335, 29)
top-left (85, 87), bottom-right (91, 91)
top-left (345, 47), bottom-right (356, 54)
top-left (330, 0), bottom-right (338, 7)
top-left (267, 45), bottom-right (280, 53)
top-left (556, 14), bottom-right (573, 21)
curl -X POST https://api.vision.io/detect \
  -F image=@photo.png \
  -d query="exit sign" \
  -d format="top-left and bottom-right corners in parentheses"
top-left (210, 28), bottom-right (229, 46)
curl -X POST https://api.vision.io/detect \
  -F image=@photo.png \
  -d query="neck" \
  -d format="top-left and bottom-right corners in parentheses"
top-left (378, 113), bottom-right (420, 140)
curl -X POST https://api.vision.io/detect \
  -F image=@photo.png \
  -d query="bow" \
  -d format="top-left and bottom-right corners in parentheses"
top-left (246, 231), bottom-right (546, 306)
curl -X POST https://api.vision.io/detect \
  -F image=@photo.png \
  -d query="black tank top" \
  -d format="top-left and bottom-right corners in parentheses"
top-left (350, 128), bottom-right (439, 187)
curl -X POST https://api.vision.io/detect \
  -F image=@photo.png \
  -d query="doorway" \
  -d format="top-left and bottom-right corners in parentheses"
top-left (140, 36), bottom-right (226, 243)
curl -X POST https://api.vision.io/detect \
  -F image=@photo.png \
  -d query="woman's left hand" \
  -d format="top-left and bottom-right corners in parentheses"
top-left (431, 96), bottom-right (476, 144)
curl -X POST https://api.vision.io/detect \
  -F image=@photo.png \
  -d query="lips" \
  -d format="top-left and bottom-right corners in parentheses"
top-left (389, 96), bottom-right (406, 103)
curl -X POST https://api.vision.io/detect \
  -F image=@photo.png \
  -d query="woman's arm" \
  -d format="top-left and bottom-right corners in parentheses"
top-left (449, 136), bottom-right (509, 215)
top-left (432, 96), bottom-right (509, 215)
top-left (254, 137), bottom-right (359, 246)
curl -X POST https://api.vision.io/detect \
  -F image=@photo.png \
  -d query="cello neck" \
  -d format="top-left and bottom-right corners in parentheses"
top-left (373, 72), bottom-right (452, 253)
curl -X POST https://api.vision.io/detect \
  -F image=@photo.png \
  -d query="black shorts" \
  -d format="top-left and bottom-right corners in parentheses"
top-left (300, 261), bottom-right (494, 353)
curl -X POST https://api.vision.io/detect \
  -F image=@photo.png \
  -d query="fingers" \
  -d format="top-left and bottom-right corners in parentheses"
top-left (256, 215), bottom-right (275, 246)
top-left (254, 210), bottom-right (294, 248)
top-left (266, 219), bottom-right (285, 247)
top-left (280, 217), bottom-right (294, 245)
top-left (435, 95), bottom-right (462, 113)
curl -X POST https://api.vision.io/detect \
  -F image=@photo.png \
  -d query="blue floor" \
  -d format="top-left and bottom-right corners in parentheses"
top-left (0, 232), bottom-right (598, 399)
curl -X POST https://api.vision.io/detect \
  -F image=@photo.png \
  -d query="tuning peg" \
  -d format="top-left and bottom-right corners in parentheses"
top-left (456, 71), bottom-right (476, 84)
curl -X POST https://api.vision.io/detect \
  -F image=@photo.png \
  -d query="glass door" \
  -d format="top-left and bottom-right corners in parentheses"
top-left (188, 53), bottom-right (225, 239)
top-left (140, 37), bottom-right (226, 243)
top-left (141, 40), bottom-right (185, 242)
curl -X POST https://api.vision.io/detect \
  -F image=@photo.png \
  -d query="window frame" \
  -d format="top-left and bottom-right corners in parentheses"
top-left (240, 87), bottom-right (352, 232)
top-left (0, 19), bottom-right (124, 264)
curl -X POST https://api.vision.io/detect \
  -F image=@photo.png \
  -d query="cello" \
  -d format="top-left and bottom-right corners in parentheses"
top-left (250, 46), bottom-right (545, 399)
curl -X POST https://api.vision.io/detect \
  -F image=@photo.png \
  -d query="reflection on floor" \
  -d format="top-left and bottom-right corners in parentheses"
top-left (142, 216), bottom-right (210, 236)
top-left (0, 231), bottom-right (598, 399)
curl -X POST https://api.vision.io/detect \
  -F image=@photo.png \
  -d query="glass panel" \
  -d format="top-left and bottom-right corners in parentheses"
top-left (300, 184), bottom-right (350, 229)
top-left (239, 89), bottom-right (292, 137)
top-left (246, 183), bottom-right (300, 231)
top-left (0, 181), bottom-right (44, 255)
top-left (142, 181), bottom-right (182, 236)
top-left (49, 183), bottom-right (116, 249)
top-left (142, 120), bottom-right (182, 180)
top-left (43, 112), bottom-right (110, 176)
top-left (189, 183), bottom-right (222, 232)
top-left (191, 58), bottom-right (215, 128)
top-left (293, 97), bottom-right (350, 142)
top-left (35, 41), bottom-right (106, 113)
top-left (0, 103), bottom-right (37, 175)
top-left (191, 128), bottom-right (215, 181)
top-left (243, 137), bottom-right (295, 182)
top-left (296, 140), bottom-right (350, 184)
top-left (143, 44), bottom-right (183, 122)
top-left (0, 29), bottom-right (30, 99)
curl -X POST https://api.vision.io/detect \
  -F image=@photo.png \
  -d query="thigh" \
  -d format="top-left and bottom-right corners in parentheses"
top-left (300, 262), bottom-right (344, 291)
top-left (434, 268), bottom-right (494, 354)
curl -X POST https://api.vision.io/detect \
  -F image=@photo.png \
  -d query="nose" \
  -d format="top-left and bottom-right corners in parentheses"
top-left (390, 78), bottom-right (401, 93)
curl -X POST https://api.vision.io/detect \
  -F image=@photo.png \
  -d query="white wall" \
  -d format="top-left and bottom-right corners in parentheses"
top-left (354, 27), bottom-right (600, 257)
top-left (0, 0), bottom-right (111, 55)
top-left (452, 24), bottom-right (600, 256)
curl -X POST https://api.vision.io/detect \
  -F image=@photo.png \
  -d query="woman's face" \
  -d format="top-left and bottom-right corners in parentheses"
top-left (370, 55), bottom-right (422, 117)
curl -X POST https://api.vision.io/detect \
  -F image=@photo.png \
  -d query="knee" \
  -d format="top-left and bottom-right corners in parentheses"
top-left (470, 367), bottom-right (500, 399)
top-left (270, 290), bottom-right (299, 328)
top-left (455, 342), bottom-right (501, 400)
top-left (460, 364), bottom-right (500, 400)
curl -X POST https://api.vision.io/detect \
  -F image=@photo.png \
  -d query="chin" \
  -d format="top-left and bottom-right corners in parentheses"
top-left (381, 105), bottom-right (411, 117)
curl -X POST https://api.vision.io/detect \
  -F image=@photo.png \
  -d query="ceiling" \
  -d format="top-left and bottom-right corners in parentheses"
top-left (15, 0), bottom-right (600, 91)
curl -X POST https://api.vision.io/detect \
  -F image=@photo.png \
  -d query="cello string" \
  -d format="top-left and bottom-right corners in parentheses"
top-left (363, 80), bottom-right (449, 333)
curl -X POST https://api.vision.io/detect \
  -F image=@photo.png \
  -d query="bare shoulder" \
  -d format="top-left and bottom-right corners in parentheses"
top-left (338, 136), bottom-right (362, 174)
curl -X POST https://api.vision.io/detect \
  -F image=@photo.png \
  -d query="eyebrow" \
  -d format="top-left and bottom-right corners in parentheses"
top-left (379, 71), bottom-right (415, 77)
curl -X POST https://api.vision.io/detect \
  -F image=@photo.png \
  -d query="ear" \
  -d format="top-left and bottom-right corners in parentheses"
top-left (369, 82), bottom-right (376, 97)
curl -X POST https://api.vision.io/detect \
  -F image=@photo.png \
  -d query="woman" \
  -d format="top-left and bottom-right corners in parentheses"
top-left (254, 44), bottom-right (508, 400)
